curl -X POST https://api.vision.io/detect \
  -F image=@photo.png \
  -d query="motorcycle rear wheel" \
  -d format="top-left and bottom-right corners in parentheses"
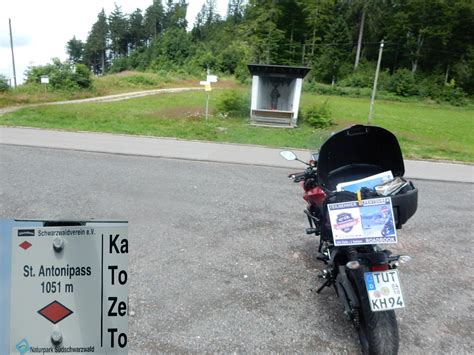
top-left (352, 270), bottom-right (399, 355)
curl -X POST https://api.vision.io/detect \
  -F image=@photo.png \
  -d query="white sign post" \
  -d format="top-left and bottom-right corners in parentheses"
top-left (9, 223), bottom-right (129, 353)
top-left (199, 75), bottom-right (218, 121)
top-left (206, 75), bottom-right (218, 83)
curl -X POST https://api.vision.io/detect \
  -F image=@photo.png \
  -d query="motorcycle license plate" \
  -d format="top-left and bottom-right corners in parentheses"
top-left (364, 270), bottom-right (405, 312)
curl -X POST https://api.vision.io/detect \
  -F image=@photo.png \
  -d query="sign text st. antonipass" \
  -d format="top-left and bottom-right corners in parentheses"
top-left (8, 222), bottom-right (129, 354)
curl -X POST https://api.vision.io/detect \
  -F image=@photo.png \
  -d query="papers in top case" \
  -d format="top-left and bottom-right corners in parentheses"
top-left (336, 171), bottom-right (394, 193)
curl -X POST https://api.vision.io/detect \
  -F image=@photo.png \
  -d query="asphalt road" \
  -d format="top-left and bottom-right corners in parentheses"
top-left (1, 145), bottom-right (473, 354)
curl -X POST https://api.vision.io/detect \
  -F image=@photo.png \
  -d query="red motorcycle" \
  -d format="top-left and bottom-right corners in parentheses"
top-left (281, 125), bottom-right (418, 354)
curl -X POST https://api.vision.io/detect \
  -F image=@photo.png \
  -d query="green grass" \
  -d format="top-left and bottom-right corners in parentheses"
top-left (300, 95), bottom-right (474, 161)
top-left (1, 89), bottom-right (473, 162)
top-left (0, 71), bottom-right (203, 108)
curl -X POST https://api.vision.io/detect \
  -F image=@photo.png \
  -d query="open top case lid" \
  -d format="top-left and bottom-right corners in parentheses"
top-left (317, 125), bottom-right (405, 190)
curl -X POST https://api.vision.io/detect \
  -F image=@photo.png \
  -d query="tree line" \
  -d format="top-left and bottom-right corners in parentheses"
top-left (63, 0), bottom-right (473, 96)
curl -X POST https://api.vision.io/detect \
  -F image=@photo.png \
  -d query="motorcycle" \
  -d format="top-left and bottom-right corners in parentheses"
top-left (280, 125), bottom-right (418, 354)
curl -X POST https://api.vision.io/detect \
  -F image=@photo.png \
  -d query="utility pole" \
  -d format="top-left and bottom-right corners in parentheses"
top-left (368, 39), bottom-right (384, 125)
top-left (9, 18), bottom-right (17, 88)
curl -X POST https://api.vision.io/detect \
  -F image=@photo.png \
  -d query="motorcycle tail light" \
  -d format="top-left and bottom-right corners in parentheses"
top-left (304, 186), bottom-right (326, 204)
top-left (370, 264), bottom-right (389, 271)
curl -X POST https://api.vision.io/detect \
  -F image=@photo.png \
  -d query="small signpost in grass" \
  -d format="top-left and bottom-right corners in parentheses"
top-left (199, 74), bottom-right (218, 121)
top-left (41, 75), bottom-right (49, 92)
top-left (40, 75), bottom-right (49, 84)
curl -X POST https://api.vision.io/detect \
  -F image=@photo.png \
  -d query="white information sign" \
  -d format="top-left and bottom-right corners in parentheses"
top-left (206, 75), bottom-right (218, 83)
top-left (10, 225), bottom-right (128, 354)
top-left (40, 76), bottom-right (50, 84)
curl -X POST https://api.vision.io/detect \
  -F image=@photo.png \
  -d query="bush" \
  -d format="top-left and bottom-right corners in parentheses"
top-left (389, 69), bottom-right (418, 97)
top-left (234, 61), bottom-right (251, 84)
top-left (215, 90), bottom-right (250, 117)
top-left (74, 64), bottom-right (92, 88)
top-left (109, 57), bottom-right (130, 73)
top-left (25, 58), bottom-right (92, 90)
top-left (304, 81), bottom-right (347, 96)
top-left (218, 41), bottom-right (250, 75)
top-left (339, 72), bottom-right (371, 88)
top-left (417, 75), bottom-right (467, 105)
top-left (303, 81), bottom-right (374, 97)
top-left (452, 48), bottom-right (474, 95)
top-left (0, 74), bottom-right (9, 92)
top-left (301, 101), bottom-right (333, 128)
top-left (305, 64), bottom-right (468, 106)
top-left (417, 75), bottom-right (443, 98)
top-left (438, 80), bottom-right (467, 106)
top-left (339, 61), bottom-right (390, 91)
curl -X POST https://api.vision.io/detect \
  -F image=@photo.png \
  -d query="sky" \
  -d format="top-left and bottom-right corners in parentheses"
top-left (0, 0), bottom-right (228, 85)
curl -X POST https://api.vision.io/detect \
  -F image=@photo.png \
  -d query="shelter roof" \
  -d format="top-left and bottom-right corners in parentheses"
top-left (247, 64), bottom-right (311, 78)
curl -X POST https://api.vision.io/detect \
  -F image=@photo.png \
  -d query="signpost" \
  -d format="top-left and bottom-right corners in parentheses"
top-left (6, 221), bottom-right (129, 354)
top-left (207, 75), bottom-right (217, 83)
top-left (199, 74), bottom-right (218, 121)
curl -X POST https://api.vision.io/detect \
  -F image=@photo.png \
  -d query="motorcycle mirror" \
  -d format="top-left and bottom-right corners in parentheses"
top-left (280, 151), bottom-right (297, 161)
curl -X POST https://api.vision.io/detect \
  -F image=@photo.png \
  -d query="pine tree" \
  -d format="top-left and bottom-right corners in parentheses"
top-left (84, 9), bottom-right (108, 74)
top-left (66, 36), bottom-right (85, 64)
top-left (313, 13), bottom-right (351, 83)
top-left (144, 0), bottom-right (165, 41)
top-left (109, 4), bottom-right (129, 57)
top-left (226, 0), bottom-right (244, 24)
top-left (164, 0), bottom-right (188, 30)
top-left (129, 8), bottom-right (146, 50)
top-left (245, 0), bottom-right (285, 64)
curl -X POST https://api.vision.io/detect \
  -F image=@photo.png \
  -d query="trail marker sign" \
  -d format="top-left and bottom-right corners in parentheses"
top-left (206, 75), bottom-right (218, 83)
top-left (9, 222), bottom-right (129, 354)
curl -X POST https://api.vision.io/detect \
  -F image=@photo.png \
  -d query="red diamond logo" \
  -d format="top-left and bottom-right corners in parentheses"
top-left (38, 301), bottom-right (73, 324)
top-left (19, 241), bottom-right (32, 250)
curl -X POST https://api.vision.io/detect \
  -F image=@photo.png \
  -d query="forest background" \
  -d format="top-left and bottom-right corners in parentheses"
top-left (4, 0), bottom-right (472, 105)
top-left (1, 0), bottom-right (473, 162)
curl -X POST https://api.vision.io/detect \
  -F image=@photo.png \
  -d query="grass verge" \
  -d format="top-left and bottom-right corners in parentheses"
top-left (1, 89), bottom-right (472, 162)
top-left (0, 71), bottom-right (238, 108)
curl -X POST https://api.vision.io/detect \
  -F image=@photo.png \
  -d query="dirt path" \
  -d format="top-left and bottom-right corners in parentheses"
top-left (0, 87), bottom-right (202, 115)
